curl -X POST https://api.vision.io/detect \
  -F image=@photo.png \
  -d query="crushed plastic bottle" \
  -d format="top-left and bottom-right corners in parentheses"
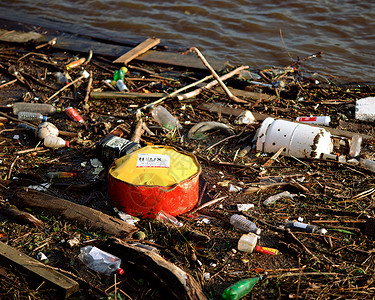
top-left (222, 276), bottom-right (262, 300)
top-left (359, 158), bottom-right (375, 173)
top-left (230, 214), bottom-right (261, 235)
top-left (156, 211), bottom-right (183, 227)
top-left (78, 246), bottom-right (124, 276)
top-left (13, 102), bottom-right (61, 115)
top-left (44, 135), bottom-right (69, 149)
top-left (263, 191), bottom-right (294, 206)
top-left (35, 122), bottom-right (59, 139)
top-left (151, 105), bottom-right (182, 131)
top-left (18, 111), bottom-right (47, 122)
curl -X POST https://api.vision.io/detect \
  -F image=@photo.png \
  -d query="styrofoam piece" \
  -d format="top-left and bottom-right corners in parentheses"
top-left (355, 97), bottom-right (375, 121)
top-left (256, 117), bottom-right (333, 159)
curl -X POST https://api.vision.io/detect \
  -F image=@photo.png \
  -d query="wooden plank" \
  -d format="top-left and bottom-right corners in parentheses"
top-left (0, 241), bottom-right (79, 298)
top-left (90, 91), bottom-right (167, 99)
top-left (113, 37), bottom-right (161, 64)
top-left (11, 187), bottom-right (138, 238)
top-left (0, 28), bottom-right (226, 71)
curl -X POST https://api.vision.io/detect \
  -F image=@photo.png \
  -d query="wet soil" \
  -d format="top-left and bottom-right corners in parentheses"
top-left (0, 38), bottom-right (374, 300)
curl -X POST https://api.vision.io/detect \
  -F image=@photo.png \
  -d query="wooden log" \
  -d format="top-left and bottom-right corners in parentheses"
top-left (11, 187), bottom-right (137, 238)
top-left (0, 207), bottom-right (43, 227)
top-left (104, 237), bottom-right (207, 300)
top-left (0, 241), bottom-right (79, 298)
top-left (90, 91), bottom-right (167, 99)
top-left (113, 37), bottom-right (161, 64)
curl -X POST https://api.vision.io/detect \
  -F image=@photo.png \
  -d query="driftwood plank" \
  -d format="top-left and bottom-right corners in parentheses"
top-left (11, 187), bottom-right (138, 238)
top-left (104, 238), bottom-right (207, 300)
top-left (113, 37), bottom-right (161, 64)
top-left (90, 91), bottom-right (167, 99)
top-left (0, 241), bottom-right (79, 298)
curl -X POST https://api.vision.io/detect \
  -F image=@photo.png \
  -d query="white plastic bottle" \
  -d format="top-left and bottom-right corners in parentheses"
top-left (151, 105), bottom-right (182, 131)
top-left (13, 102), bottom-right (60, 115)
top-left (44, 135), bottom-right (69, 149)
top-left (237, 233), bottom-right (258, 253)
top-left (18, 112), bottom-right (47, 122)
top-left (78, 246), bottom-right (124, 276)
top-left (230, 214), bottom-right (261, 235)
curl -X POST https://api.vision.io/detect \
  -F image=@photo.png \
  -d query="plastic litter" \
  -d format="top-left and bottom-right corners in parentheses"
top-left (237, 233), bottom-right (258, 253)
top-left (78, 246), bottom-right (124, 276)
top-left (285, 220), bottom-right (317, 233)
top-left (222, 276), bottom-right (262, 300)
top-left (263, 191), bottom-right (294, 206)
top-left (296, 116), bottom-right (331, 126)
top-left (13, 102), bottom-right (60, 115)
top-left (349, 135), bottom-right (362, 158)
top-left (151, 105), bottom-right (182, 131)
top-left (256, 117), bottom-right (333, 159)
top-left (44, 135), bottom-right (69, 149)
top-left (230, 214), bottom-right (261, 235)
top-left (35, 122), bottom-right (59, 139)
top-left (188, 121), bottom-right (234, 139)
top-left (355, 97), bottom-right (375, 121)
top-left (66, 107), bottom-right (85, 123)
top-left (18, 111), bottom-right (47, 122)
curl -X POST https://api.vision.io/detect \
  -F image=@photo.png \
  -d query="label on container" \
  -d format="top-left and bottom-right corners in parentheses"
top-left (293, 221), bottom-right (308, 229)
top-left (136, 153), bottom-right (170, 168)
top-left (297, 117), bottom-right (317, 122)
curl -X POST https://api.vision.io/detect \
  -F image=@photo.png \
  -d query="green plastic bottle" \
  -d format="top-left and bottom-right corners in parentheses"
top-left (222, 276), bottom-right (261, 300)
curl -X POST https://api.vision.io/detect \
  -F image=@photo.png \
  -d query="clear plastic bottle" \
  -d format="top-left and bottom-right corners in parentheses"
top-left (230, 214), bottom-right (261, 235)
top-left (18, 111), bottom-right (47, 122)
top-left (222, 276), bottom-right (262, 300)
top-left (156, 211), bottom-right (183, 227)
top-left (36, 122), bottom-right (59, 139)
top-left (44, 135), bottom-right (69, 149)
top-left (78, 246), bottom-right (124, 276)
top-left (13, 102), bottom-right (60, 115)
top-left (151, 105), bottom-right (182, 131)
top-left (116, 79), bottom-right (129, 92)
top-left (285, 221), bottom-right (317, 233)
top-left (349, 135), bottom-right (362, 157)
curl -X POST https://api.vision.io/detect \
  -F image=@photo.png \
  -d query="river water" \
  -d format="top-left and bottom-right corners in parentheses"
top-left (0, 0), bottom-right (374, 82)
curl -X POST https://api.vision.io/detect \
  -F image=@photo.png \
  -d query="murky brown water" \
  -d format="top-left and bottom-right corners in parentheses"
top-left (0, 0), bottom-right (374, 81)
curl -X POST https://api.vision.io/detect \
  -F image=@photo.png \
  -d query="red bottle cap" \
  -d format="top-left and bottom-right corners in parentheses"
top-left (66, 141), bottom-right (70, 147)
top-left (117, 268), bottom-right (124, 275)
